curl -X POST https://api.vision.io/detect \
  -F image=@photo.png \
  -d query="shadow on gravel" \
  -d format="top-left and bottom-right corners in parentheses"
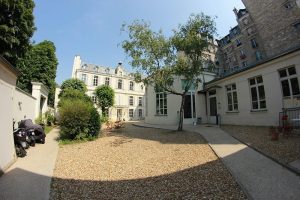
top-left (104, 123), bottom-right (207, 145)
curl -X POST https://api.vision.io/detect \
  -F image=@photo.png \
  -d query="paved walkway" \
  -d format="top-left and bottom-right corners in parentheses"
top-left (134, 122), bottom-right (300, 200)
top-left (0, 128), bottom-right (59, 200)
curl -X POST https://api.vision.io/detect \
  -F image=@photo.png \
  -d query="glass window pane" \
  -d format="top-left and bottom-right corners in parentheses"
top-left (232, 84), bottom-right (236, 90)
top-left (227, 93), bottom-right (232, 104)
top-left (290, 78), bottom-right (300, 95)
top-left (260, 100), bottom-right (266, 109)
top-left (258, 85), bottom-right (265, 99)
top-left (256, 76), bottom-right (263, 84)
top-left (251, 87), bottom-right (257, 101)
top-left (288, 67), bottom-right (296, 76)
top-left (279, 69), bottom-right (287, 78)
top-left (233, 92), bottom-right (238, 104)
top-left (234, 103), bottom-right (238, 110)
top-left (164, 109), bottom-right (167, 115)
top-left (281, 80), bottom-right (291, 97)
top-left (249, 78), bottom-right (256, 85)
top-left (228, 104), bottom-right (233, 111)
top-left (226, 86), bottom-right (231, 91)
top-left (252, 102), bottom-right (258, 109)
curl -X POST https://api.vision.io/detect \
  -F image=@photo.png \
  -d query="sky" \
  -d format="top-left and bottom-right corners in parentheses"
top-left (32, 0), bottom-right (245, 84)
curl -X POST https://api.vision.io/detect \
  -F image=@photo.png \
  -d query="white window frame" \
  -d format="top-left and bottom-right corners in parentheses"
top-left (81, 74), bottom-right (87, 83)
top-left (138, 109), bottom-right (143, 118)
top-left (156, 92), bottom-right (167, 115)
top-left (129, 109), bottom-right (134, 118)
top-left (129, 81), bottom-right (134, 91)
top-left (138, 97), bottom-right (142, 106)
top-left (105, 77), bottom-right (110, 86)
top-left (278, 65), bottom-right (300, 98)
top-left (91, 96), bottom-right (97, 104)
top-left (226, 83), bottom-right (238, 112)
top-left (93, 76), bottom-right (98, 86)
top-left (249, 76), bottom-right (266, 110)
top-left (129, 96), bottom-right (134, 106)
top-left (117, 79), bottom-right (123, 89)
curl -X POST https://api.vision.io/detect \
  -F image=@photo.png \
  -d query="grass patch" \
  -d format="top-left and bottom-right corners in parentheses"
top-left (45, 125), bottom-right (55, 134)
top-left (59, 136), bottom-right (97, 145)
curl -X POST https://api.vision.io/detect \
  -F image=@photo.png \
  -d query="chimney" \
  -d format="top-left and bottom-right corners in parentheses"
top-left (118, 62), bottom-right (122, 66)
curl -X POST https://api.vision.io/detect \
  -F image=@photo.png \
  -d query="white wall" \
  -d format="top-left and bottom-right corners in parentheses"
top-left (205, 50), bottom-right (300, 126)
top-left (0, 61), bottom-right (17, 173)
top-left (145, 72), bottom-right (216, 125)
top-left (13, 88), bottom-right (36, 124)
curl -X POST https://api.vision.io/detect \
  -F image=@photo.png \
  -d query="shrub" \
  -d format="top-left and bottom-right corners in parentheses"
top-left (59, 99), bottom-right (101, 140)
top-left (45, 110), bottom-right (55, 126)
top-left (59, 78), bottom-right (87, 97)
top-left (100, 115), bottom-right (109, 123)
top-left (58, 88), bottom-right (92, 108)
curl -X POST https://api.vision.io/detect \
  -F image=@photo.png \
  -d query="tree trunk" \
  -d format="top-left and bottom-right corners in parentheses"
top-left (178, 95), bottom-right (185, 131)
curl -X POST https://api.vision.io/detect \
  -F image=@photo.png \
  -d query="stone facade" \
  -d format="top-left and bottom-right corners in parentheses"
top-left (242, 0), bottom-right (300, 57)
top-left (217, 0), bottom-right (300, 76)
top-left (70, 56), bottom-right (146, 121)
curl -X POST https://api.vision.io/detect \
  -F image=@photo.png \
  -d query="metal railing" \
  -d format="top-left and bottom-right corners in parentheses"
top-left (279, 107), bottom-right (300, 129)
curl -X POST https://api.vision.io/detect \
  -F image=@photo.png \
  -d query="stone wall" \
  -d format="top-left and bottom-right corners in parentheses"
top-left (242, 0), bottom-right (300, 57)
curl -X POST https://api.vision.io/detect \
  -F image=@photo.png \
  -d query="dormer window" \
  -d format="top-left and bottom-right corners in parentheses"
top-left (129, 81), bottom-right (134, 91)
top-left (105, 68), bottom-right (110, 73)
top-left (283, 1), bottom-right (296, 9)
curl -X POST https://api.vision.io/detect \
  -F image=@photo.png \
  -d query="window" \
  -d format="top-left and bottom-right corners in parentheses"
top-left (141, 85), bottom-right (144, 90)
top-left (255, 51), bottom-right (263, 61)
top-left (129, 96), bottom-right (134, 106)
top-left (129, 81), bottom-right (134, 90)
top-left (293, 21), bottom-right (300, 30)
top-left (240, 50), bottom-right (246, 59)
top-left (93, 76), bottom-right (98, 86)
top-left (226, 84), bottom-right (238, 111)
top-left (129, 109), bottom-right (134, 118)
top-left (242, 61), bottom-right (248, 68)
top-left (249, 76), bottom-right (266, 110)
top-left (138, 109), bottom-right (143, 118)
top-left (81, 74), bottom-right (87, 83)
top-left (283, 1), bottom-right (295, 9)
top-left (138, 97), bottom-right (142, 106)
top-left (91, 96), bottom-right (97, 104)
top-left (105, 77), bottom-right (110, 85)
top-left (243, 18), bottom-right (249, 25)
top-left (156, 92), bottom-right (167, 115)
top-left (208, 90), bottom-right (216, 96)
top-left (251, 38), bottom-right (258, 48)
top-left (236, 39), bottom-right (242, 46)
top-left (278, 66), bottom-right (300, 98)
top-left (118, 79), bottom-right (122, 89)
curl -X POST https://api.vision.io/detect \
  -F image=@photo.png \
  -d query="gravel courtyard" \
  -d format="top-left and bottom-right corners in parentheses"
top-left (50, 124), bottom-right (246, 200)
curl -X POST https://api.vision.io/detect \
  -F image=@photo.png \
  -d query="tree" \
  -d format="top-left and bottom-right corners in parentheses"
top-left (59, 78), bottom-right (87, 97)
top-left (94, 85), bottom-right (115, 117)
top-left (122, 13), bottom-right (216, 131)
top-left (16, 40), bottom-right (58, 106)
top-left (0, 0), bottom-right (36, 66)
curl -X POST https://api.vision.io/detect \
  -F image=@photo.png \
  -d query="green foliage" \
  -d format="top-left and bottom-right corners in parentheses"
top-left (100, 115), bottom-right (109, 123)
top-left (122, 13), bottom-right (216, 130)
top-left (0, 0), bottom-right (36, 66)
top-left (58, 99), bottom-right (101, 140)
top-left (58, 88), bottom-right (92, 108)
top-left (16, 40), bottom-right (58, 106)
top-left (35, 114), bottom-right (44, 125)
top-left (94, 85), bottom-right (115, 116)
top-left (59, 79), bottom-right (87, 97)
top-left (45, 110), bottom-right (55, 126)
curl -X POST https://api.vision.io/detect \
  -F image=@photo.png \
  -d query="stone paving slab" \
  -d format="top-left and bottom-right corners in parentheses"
top-left (0, 128), bottom-right (59, 200)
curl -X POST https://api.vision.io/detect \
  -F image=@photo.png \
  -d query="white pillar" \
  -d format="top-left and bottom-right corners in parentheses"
top-left (31, 82), bottom-right (49, 119)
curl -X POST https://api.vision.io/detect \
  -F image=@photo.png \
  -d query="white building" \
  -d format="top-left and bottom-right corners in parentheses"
top-left (71, 55), bottom-right (146, 121)
top-left (203, 47), bottom-right (300, 127)
top-left (145, 72), bottom-right (216, 125)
